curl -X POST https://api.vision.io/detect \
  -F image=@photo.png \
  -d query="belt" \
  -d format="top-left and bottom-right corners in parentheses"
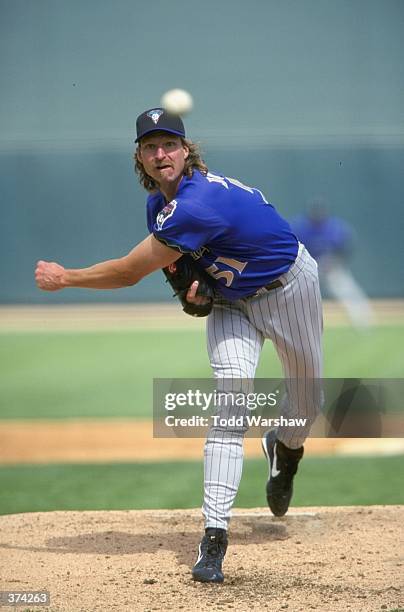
top-left (248, 279), bottom-right (283, 299)
top-left (264, 279), bottom-right (283, 291)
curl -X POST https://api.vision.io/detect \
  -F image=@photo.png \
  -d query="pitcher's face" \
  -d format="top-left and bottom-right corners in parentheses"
top-left (137, 132), bottom-right (189, 190)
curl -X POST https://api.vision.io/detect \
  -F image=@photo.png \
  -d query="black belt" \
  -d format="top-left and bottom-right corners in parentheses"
top-left (247, 279), bottom-right (283, 299)
top-left (262, 279), bottom-right (283, 291)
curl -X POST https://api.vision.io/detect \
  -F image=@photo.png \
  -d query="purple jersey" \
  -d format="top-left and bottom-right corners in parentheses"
top-left (147, 170), bottom-right (298, 300)
top-left (291, 215), bottom-right (353, 260)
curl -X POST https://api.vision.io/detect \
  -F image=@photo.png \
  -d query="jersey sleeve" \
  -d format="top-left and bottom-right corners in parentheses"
top-left (152, 197), bottom-right (223, 253)
top-left (146, 192), bottom-right (163, 234)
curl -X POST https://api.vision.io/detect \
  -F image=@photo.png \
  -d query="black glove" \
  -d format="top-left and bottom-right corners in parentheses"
top-left (162, 255), bottom-right (215, 317)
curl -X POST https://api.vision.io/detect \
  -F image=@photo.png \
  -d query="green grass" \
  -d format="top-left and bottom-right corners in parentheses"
top-left (0, 454), bottom-right (403, 515)
top-left (0, 326), bottom-right (403, 419)
top-left (0, 330), bottom-right (212, 419)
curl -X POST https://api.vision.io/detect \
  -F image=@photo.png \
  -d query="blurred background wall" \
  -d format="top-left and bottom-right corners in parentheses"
top-left (1, 0), bottom-right (403, 303)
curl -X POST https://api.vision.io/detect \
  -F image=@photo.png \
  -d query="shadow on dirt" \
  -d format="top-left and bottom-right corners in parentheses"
top-left (0, 520), bottom-right (288, 568)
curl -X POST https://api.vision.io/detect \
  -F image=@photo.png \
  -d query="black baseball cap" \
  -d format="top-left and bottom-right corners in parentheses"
top-left (135, 108), bottom-right (186, 142)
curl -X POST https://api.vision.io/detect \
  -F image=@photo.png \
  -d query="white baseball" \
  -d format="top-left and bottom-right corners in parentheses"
top-left (161, 89), bottom-right (194, 115)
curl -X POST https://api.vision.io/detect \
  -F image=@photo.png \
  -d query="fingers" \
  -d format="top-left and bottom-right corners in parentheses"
top-left (35, 261), bottom-right (50, 290)
top-left (36, 260), bottom-right (47, 271)
top-left (34, 260), bottom-right (64, 291)
top-left (186, 281), bottom-right (211, 305)
top-left (35, 260), bottom-right (45, 284)
top-left (35, 260), bottom-right (47, 279)
top-left (186, 280), bottom-right (199, 302)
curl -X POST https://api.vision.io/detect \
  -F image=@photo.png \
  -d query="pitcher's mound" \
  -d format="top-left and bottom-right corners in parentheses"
top-left (0, 506), bottom-right (402, 612)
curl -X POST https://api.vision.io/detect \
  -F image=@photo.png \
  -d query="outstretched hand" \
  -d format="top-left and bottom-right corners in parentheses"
top-left (35, 260), bottom-right (66, 291)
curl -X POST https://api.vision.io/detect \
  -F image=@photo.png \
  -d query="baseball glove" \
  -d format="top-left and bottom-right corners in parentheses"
top-left (162, 255), bottom-right (215, 317)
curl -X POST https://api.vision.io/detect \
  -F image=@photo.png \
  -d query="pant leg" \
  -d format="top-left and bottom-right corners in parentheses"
top-left (203, 299), bottom-right (264, 530)
top-left (323, 263), bottom-right (374, 328)
top-left (245, 245), bottom-right (323, 449)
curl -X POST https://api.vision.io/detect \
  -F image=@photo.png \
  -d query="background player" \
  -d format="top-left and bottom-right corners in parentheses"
top-left (291, 200), bottom-right (373, 328)
top-left (35, 108), bottom-right (323, 584)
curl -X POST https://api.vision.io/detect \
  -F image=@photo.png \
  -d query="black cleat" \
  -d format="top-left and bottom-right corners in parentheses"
top-left (261, 430), bottom-right (304, 517)
top-left (192, 528), bottom-right (228, 583)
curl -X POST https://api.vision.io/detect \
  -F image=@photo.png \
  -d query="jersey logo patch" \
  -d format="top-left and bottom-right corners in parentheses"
top-left (156, 200), bottom-right (177, 231)
top-left (191, 246), bottom-right (209, 260)
top-left (147, 109), bottom-right (164, 124)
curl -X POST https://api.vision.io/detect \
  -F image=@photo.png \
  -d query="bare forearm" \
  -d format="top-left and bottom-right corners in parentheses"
top-left (35, 234), bottom-right (181, 292)
top-left (63, 257), bottom-right (138, 289)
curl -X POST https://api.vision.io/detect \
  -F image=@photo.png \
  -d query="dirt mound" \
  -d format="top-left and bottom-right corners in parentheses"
top-left (0, 506), bottom-right (402, 612)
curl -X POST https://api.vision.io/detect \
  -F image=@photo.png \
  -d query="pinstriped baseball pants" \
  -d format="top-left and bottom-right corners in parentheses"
top-left (203, 243), bottom-right (323, 530)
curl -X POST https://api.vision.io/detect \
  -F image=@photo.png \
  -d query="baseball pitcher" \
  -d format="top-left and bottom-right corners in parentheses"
top-left (35, 108), bottom-right (323, 584)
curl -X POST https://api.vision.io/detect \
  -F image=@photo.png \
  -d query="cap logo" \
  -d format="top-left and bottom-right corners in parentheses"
top-left (147, 109), bottom-right (164, 124)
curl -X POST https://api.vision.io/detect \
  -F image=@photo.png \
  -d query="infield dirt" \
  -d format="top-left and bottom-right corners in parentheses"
top-left (0, 506), bottom-right (402, 612)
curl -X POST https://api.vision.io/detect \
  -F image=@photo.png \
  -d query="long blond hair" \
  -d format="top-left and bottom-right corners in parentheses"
top-left (134, 137), bottom-right (208, 192)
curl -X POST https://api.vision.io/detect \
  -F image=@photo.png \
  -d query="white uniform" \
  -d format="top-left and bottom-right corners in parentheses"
top-left (203, 244), bottom-right (323, 530)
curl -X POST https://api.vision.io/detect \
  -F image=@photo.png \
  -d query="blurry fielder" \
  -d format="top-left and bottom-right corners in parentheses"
top-left (291, 200), bottom-right (373, 328)
top-left (35, 108), bottom-right (323, 584)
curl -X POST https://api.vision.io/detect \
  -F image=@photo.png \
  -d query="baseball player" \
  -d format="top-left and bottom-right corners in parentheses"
top-left (35, 108), bottom-right (323, 584)
top-left (291, 201), bottom-right (373, 328)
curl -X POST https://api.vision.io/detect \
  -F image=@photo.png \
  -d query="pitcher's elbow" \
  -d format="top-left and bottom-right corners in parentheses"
top-left (121, 273), bottom-right (139, 287)
top-left (121, 268), bottom-right (142, 287)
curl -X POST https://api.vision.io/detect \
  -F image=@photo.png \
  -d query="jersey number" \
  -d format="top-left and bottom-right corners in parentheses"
top-left (206, 257), bottom-right (247, 287)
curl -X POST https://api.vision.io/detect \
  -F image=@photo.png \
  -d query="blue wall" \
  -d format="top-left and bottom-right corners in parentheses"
top-left (1, 0), bottom-right (403, 302)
